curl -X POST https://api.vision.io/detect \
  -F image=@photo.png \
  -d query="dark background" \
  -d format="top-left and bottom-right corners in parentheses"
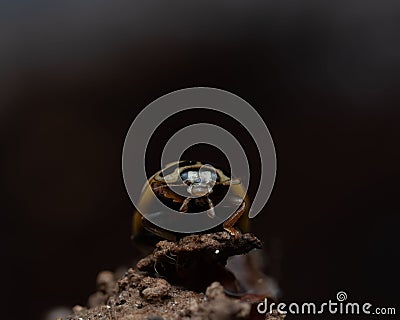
top-left (1, 1), bottom-right (399, 319)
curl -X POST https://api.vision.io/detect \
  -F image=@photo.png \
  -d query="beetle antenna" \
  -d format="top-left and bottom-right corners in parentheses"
top-left (222, 178), bottom-right (241, 186)
top-left (153, 184), bottom-right (186, 191)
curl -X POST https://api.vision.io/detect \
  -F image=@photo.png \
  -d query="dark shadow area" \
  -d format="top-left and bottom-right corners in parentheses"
top-left (1, 1), bottom-right (399, 319)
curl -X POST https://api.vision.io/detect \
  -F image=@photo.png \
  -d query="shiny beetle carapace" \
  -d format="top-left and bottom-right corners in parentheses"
top-left (132, 161), bottom-right (250, 243)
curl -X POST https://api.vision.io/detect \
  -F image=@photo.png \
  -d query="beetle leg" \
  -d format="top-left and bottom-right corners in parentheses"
top-left (164, 252), bottom-right (177, 263)
top-left (221, 178), bottom-right (241, 186)
top-left (179, 197), bottom-right (191, 213)
top-left (154, 261), bottom-right (162, 276)
top-left (206, 197), bottom-right (216, 219)
top-left (223, 201), bottom-right (246, 238)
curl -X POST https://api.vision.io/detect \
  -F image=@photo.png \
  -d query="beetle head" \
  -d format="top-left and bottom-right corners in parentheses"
top-left (181, 164), bottom-right (217, 197)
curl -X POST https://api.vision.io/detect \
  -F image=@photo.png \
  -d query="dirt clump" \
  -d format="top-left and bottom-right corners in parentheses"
top-left (64, 232), bottom-right (284, 320)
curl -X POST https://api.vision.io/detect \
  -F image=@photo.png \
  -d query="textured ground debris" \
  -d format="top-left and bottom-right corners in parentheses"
top-left (136, 231), bottom-right (263, 291)
top-left (65, 232), bottom-right (284, 320)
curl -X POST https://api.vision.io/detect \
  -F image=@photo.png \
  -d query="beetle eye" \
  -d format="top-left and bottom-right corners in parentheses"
top-left (198, 164), bottom-right (218, 185)
top-left (199, 171), bottom-right (213, 183)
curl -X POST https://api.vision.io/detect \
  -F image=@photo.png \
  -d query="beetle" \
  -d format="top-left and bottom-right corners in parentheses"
top-left (132, 160), bottom-right (250, 243)
top-left (131, 162), bottom-right (277, 301)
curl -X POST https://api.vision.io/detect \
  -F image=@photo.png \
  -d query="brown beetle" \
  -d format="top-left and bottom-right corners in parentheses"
top-left (132, 160), bottom-right (250, 243)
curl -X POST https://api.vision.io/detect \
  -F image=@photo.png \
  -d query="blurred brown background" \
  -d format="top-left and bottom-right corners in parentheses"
top-left (1, 1), bottom-right (399, 319)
